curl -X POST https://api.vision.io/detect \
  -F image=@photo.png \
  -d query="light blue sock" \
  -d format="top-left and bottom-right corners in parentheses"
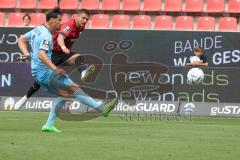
top-left (45, 97), bottom-right (66, 126)
top-left (72, 89), bottom-right (102, 111)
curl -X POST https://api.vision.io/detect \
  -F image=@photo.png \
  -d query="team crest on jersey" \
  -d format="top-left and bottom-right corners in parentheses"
top-left (63, 25), bottom-right (70, 32)
top-left (41, 40), bottom-right (50, 50)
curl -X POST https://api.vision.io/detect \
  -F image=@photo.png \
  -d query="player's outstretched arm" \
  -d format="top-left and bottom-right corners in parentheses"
top-left (57, 34), bottom-right (70, 54)
top-left (18, 36), bottom-right (31, 61)
top-left (39, 50), bottom-right (57, 70)
top-left (38, 50), bottom-right (65, 75)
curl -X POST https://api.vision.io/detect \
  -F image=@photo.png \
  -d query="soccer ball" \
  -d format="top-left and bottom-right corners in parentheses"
top-left (189, 56), bottom-right (201, 63)
top-left (187, 68), bottom-right (204, 84)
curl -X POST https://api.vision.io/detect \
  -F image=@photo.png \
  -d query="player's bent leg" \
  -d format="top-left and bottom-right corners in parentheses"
top-left (33, 71), bottom-right (67, 132)
top-left (69, 86), bottom-right (118, 116)
top-left (64, 54), bottom-right (95, 80)
top-left (65, 54), bottom-right (82, 65)
top-left (14, 82), bottom-right (41, 110)
top-left (27, 82), bottom-right (41, 98)
top-left (45, 72), bottom-right (118, 132)
top-left (71, 87), bottom-right (102, 110)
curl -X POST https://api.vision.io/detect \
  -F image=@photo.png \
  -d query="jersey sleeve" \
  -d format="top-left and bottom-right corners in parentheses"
top-left (38, 34), bottom-right (52, 52)
top-left (22, 29), bottom-right (34, 41)
top-left (59, 23), bottom-right (72, 37)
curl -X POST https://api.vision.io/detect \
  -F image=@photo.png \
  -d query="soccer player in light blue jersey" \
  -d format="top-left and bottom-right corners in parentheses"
top-left (18, 8), bottom-right (117, 132)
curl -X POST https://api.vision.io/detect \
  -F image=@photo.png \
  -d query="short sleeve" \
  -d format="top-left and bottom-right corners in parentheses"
top-left (59, 24), bottom-right (72, 37)
top-left (39, 35), bottom-right (52, 52)
top-left (22, 30), bottom-right (34, 41)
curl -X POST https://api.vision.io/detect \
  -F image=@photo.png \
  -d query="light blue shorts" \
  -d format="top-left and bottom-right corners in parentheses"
top-left (34, 70), bottom-right (74, 94)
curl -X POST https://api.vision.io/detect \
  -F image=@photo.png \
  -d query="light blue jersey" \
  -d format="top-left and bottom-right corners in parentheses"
top-left (23, 25), bottom-right (53, 81)
top-left (23, 25), bottom-right (74, 94)
top-left (22, 24), bottom-right (104, 130)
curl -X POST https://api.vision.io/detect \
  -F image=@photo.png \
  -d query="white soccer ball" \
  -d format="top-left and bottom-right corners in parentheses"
top-left (189, 56), bottom-right (201, 63)
top-left (187, 67), bottom-right (204, 84)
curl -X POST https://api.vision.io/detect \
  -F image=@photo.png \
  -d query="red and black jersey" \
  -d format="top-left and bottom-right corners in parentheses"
top-left (53, 19), bottom-right (84, 52)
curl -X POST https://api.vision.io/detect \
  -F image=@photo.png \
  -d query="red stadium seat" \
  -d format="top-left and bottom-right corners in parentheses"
top-left (91, 14), bottom-right (109, 29)
top-left (196, 16), bottom-right (215, 31)
top-left (111, 14), bottom-right (130, 29)
top-left (227, 0), bottom-right (240, 13)
top-left (132, 15), bottom-right (151, 30)
top-left (7, 13), bottom-right (24, 26)
top-left (0, 0), bottom-right (16, 9)
top-left (0, 12), bottom-right (5, 26)
top-left (141, 0), bottom-right (161, 12)
top-left (122, 0), bottom-right (140, 11)
top-left (184, 0), bottom-right (203, 12)
top-left (164, 0), bottom-right (182, 12)
top-left (18, 0), bottom-right (37, 9)
top-left (219, 17), bottom-right (237, 31)
top-left (175, 16), bottom-right (194, 30)
top-left (153, 15), bottom-right (173, 30)
top-left (80, 0), bottom-right (99, 10)
top-left (31, 13), bottom-right (45, 26)
top-left (60, 0), bottom-right (78, 10)
top-left (38, 0), bottom-right (58, 9)
top-left (206, 0), bottom-right (225, 13)
top-left (102, 0), bottom-right (120, 11)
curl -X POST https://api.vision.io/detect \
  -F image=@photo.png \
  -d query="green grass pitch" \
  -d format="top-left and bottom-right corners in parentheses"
top-left (0, 111), bottom-right (240, 160)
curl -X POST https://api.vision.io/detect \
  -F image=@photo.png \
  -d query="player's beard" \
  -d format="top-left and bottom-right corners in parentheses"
top-left (80, 22), bottom-right (86, 28)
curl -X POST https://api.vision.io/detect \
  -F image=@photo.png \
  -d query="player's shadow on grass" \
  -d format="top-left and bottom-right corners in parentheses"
top-left (54, 53), bottom-right (174, 121)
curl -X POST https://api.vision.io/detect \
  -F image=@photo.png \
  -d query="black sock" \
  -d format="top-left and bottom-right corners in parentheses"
top-left (26, 82), bottom-right (41, 98)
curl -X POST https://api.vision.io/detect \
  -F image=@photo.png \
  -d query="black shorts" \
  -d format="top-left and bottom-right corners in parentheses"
top-left (51, 51), bottom-right (75, 66)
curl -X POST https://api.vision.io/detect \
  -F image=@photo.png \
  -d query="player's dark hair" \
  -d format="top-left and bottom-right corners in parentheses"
top-left (23, 14), bottom-right (31, 20)
top-left (78, 9), bottom-right (90, 16)
top-left (46, 7), bottom-right (62, 22)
